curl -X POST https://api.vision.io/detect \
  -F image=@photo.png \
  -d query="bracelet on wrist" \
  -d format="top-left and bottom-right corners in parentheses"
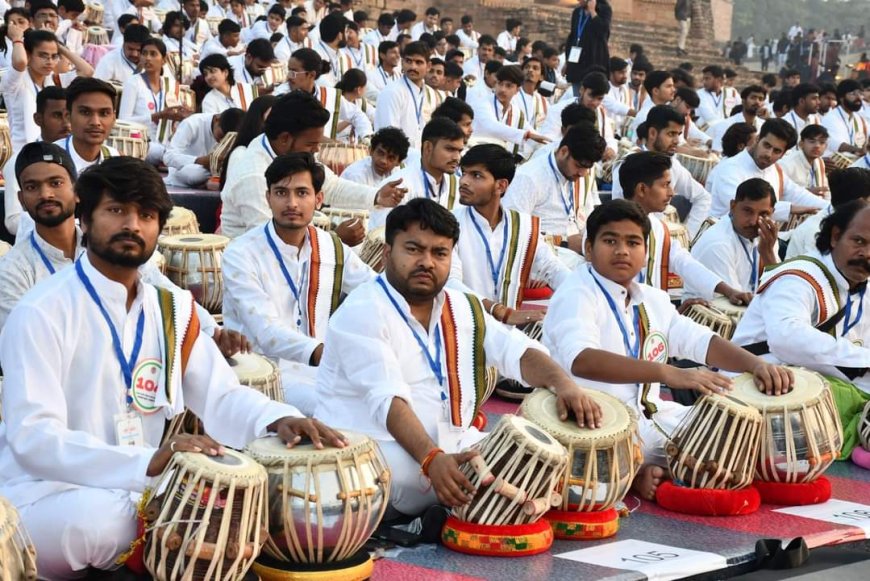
top-left (419, 447), bottom-right (444, 477)
top-left (500, 307), bottom-right (514, 324)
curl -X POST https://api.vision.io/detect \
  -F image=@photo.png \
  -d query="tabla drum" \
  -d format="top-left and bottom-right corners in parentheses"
top-left (711, 295), bottom-right (747, 328)
top-left (827, 152), bottom-right (856, 172)
top-left (683, 303), bottom-right (735, 340)
top-left (159, 234), bottom-right (229, 313)
top-left (521, 389), bottom-right (641, 513)
top-left (270, 62), bottom-right (288, 86)
top-left (860, 400), bottom-right (870, 451)
top-left (320, 207), bottom-right (369, 232)
top-left (143, 450), bottom-right (268, 581)
top-left (312, 212), bottom-right (331, 230)
top-left (676, 152), bottom-right (717, 185)
top-left (0, 496), bottom-right (37, 581)
top-left (108, 80), bottom-right (124, 114)
top-left (782, 212), bottom-right (812, 232)
top-left (662, 204), bottom-right (680, 225)
top-left (666, 394), bottom-right (762, 489)
top-left (317, 143), bottom-right (369, 176)
top-left (83, 26), bottom-right (110, 46)
top-left (358, 227), bottom-right (385, 272)
top-left (732, 368), bottom-right (842, 483)
top-left (619, 116), bottom-right (635, 139)
top-left (245, 433), bottom-right (389, 577)
top-left (228, 352), bottom-right (283, 403)
top-left (0, 113), bottom-right (13, 176)
top-left (207, 16), bottom-right (223, 35)
top-left (83, 2), bottom-right (104, 23)
top-left (689, 217), bottom-right (717, 250)
top-left (209, 131), bottom-right (238, 177)
top-left (108, 120), bottom-right (149, 160)
top-left (161, 206), bottom-right (201, 238)
top-left (668, 222), bottom-right (690, 250)
top-left (452, 415), bottom-right (567, 526)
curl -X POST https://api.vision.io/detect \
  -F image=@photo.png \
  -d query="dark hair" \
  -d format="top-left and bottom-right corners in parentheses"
top-left (560, 123), bottom-right (606, 166)
top-left (484, 60), bottom-right (502, 76)
top-left (629, 43), bottom-right (644, 55)
top-left (828, 168), bottom-right (870, 207)
top-left (645, 105), bottom-right (684, 131)
top-left (678, 62), bottom-right (694, 72)
top-left (800, 124), bottom-right (828, 141)
top-left (220, 95), bottom-right (277, 187)
top-left (163, 10), bottom-right (189, 32)
top-left (761, 73), bottom-right (778, 87)
top-left (36, 85), bottom-right (66, 114)
top-left (218, 107), bottom-right (245, 135)
top-left (385, 197), bottom-right (460, 245)
top-left (772, 91), bottom-right (792, 115)
top-left (353, 10), bottom-right (368, 24)
top-left (461, 15), bottom-right (473, 26)
top-left (23, 29), bottom-right (58, 53)
top-left (816, 199), bottom-right (870, 253)
top-left (783, 68), bottom-right (801, 79)
top-left (460, 144), bottom-right (516, 182)
top-left (819, 82), bottom-right (837, 96)
top-left (610, 57), bottom-right (628, 72)
top-left (585, 200), bottom-right (651, 245)
top-left (541, 46), bottom-right (558, 60)
top-left (740, 84), bottom-right (767, 100)
top-left (636, 122), bottom-right (649, 141)
top-left (421, 117), bottom-right (465, 147)
top-left (721, 122), bottom-right (758, 157)
top-left (370, 127), bottom-right (410, 161)
top-left (292, 47), bottom-right (328, 76)
top-left (643, 70), bottom-right (672, 95)
top-left (29, 0), bottom-right (57, 17)
top-left (836, 78), bottom-right (861, 99)
top-left (631, 59), bottom-right (653, 74)
top-left (505, 18), bottom-right (521, 30)
top-left (65, 77), bottom-right (117, 111)
top-left (429, 57), bottom-right (445, 69)
top-left (286, 15), bottom-right (306, 30)
top-left (418, 33), bottom-right (436, 50)
top-left (619, 151), bottom-right (672, 199)
top-left (123, 24), bottom-right (151, 45)
top-left (496, 64), bottom-right (523, 86)
top-left (445, 34), bottom-right (460, 47)
top-left (676, 87), bottom-right (700, 108)
top-left (264, 152), bottom-right (326, 191)
top-left (199, 53), bottom-right (235, 84)
top-left (425, 6), bottom-right (440, 16)
top-left (378, 40), bottom-right (398, 57)
top-left (218, 18), bottom-right (242, 36)
top-left (431, 96), bottom-right (474, 123)
top-left (759, 118), bottom-right (798, 150)
top-left (58, 0), bottom-right (85, 12)
top-left (790, 83), bottom-right (820, 107)
top-left (336, 68), bottom-right (367, 92)
top-left (702, 64), bottom-right (724, 78)
top-left (734, 177), bottom-right (776, 206)
top-left (142, 37), bottom-right (167, 58)
top-left (265, 91), bottom-right (330, 139)
top-left (445, 48), bottom-right (464, 63)
top-left (478, 34), bottom-right (496, 48)
top-left (76, 157), bottom-right (173, 230)
top-left (377, 13), bottom-right (395, 27)
top-left (246, 38), bottom-right (275, 60)
top-left (494, 47), bottom-right (508, 58)
top-left (670, 67), bottom-right (694, 88)
top-left (403, 40), bottom-right (431, 60)
top-left (581, 71), bottom-right (609, 96)
top-left (443, 61), bottom-right (463, 79)
top-left (396, 9), bottom-right (417, 26)
top-left (319, 12), bottom-right (347, 43)
top-left (267, 4), bottom-right (286, 18)
top-left (561, 103), bottom-right (596, 129)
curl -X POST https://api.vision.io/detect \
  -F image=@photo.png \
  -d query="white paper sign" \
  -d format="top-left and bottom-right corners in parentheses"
top-left (555, 539), bottom-right (728, 580)
top-left (775, 499), bottom-right (870, 537)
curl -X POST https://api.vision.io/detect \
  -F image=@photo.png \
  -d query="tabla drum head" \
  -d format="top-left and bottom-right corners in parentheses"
top-left (227, 352), bottom-right (278, 383)
top-left (731, 367), bottom-right (827, 410)
top-left (172, 448), bottom-right (266, 487)
top-left (245, 431), bottom-right (372, 466)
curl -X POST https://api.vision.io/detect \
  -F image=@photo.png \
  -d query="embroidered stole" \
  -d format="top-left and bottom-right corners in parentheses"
top-left (810, 156), bottom-right (827, 189)
top-left (502, 102), bottom-right (526, 156)
top-left (305, 225), bottom-right (345, 339)
top-left (318, 86), bottom-right (344, 139)
top-left (644, 216), bottom-right (672, 291)
top-left (155, 76), bottom-right (182, 144)
top-left (434, 173), bottom-right (459, 210)
top-left (154, 286), bottom-right (199, 410)
top-left (233, 82), bottom-right (259, 111)
top-left (496, 210), bottom-right (540, 309)
top-left (757, 256), bottom-right (842, 332)
top-left (440, 291), bottom-right (488, 427)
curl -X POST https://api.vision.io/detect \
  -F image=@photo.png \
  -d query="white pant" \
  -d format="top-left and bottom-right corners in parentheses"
top-left (166, 165), bottom-right (211, 187)
top-left (146, 142), bottom-right (166, 166)
top-left (678, 19), bottom-right (691, 50)
top-left (639, 400), bottom-right (690, 466)
top-left (18, 488), bottom-right (137, 580)
top-left (280, 360), bottom-right (319, 417)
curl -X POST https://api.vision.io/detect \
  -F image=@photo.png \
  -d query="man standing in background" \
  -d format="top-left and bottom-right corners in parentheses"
top-left (674, 0), bottom-right (691, 57)
top-left (565, 0), bottom-right (611, 90)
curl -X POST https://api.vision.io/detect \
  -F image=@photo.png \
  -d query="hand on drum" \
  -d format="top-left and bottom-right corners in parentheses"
top-left (664, 366), bottom-right (732, 396)
top-left (724, 288), bottom-right (753, 306)
top-left (553, 385), bottom-right (603, 429)
top-left (334, 217), bottom-right (366, 246)
top-left (268, 417), bottom-right (348, 450)
top-left (375, 179), bottom-right (408, 208)
top-left (751, 362), bottom-right (794, 396)
top-left (677, 297), bottom-right (709, 315)
top-left (505, 308), bottom-right (546, 326)
top-left (428, 450), bottom-right (479, 507)
top-left (213, 327), bottom-right (251, 357)
top-left (147, 434), bottom-right (226, 476)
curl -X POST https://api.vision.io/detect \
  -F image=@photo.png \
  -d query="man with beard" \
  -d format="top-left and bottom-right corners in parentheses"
top-left (709, 119), bottom-right (829, 222)
top-left (779, 124), bottom-right (831, 195)
top-left (819, 83), bottom-right (838, 116)
top-left (822, 79), bottom-right (868, 156)
top-left (689, 178), bottom-right (779, 297)
top-left (374, 41), bottom-right (438, 149)
top-left (313, 12), bottom-right (352, 88)
top-left (94, 24), bottom-right (150, 84)
top-left (0, 154), bottom-right (346, 578)
top-left (603, 57), bottom-right (636, 134)
top-left (695, 64), bottom-right (740, 131)
top-left (513, 57), bottom-right (549, 132)
top-left (783, 83), bottom-right (822, 135)
top-left (314, 197), bottom-right (601, 519)
top-left (709, 85), bottom-right (768, 154)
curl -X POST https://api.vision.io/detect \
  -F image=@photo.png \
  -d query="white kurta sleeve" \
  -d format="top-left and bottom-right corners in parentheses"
top-left (340, 248), bottom-right (376, 293)
top-left (670, 240), bottom-right (722, 299)
top-left (603, 91), bottom-right (630, 118)
top-left (781, 174), bottom-right (829, 214)
top-left (531, 236), bottom-right (570, 289)
top-left (502, 173), bottom-right (542, 216)
top-left (321, 163), bottom-right (378, 209)
top-left (222, 172), bottom-right (272, 235)
top-left (481, 309), bottom-right (548, 384)
top-left (373, 85), bottom-right (403, 131)
top-left (672, 162), bottom-right (712, 238)
top-left (163, 117), bottom-right (199, 169)
top-left (821, 113), bottom-right (850, 154)
top-left (341, 96), bottom-right (373, 140)
top-left (473, 99), bottom-right (526, 145)
top-left (689, 237), bottom-right (743, 293)
top-left (666, 308), bottom-right (717, 364)
top-left (118, 77), bottom-right (149, 125)
top-left (709, 163), bottom-right (742, 217)
top-left (542, 276), bottom-right (602, 373)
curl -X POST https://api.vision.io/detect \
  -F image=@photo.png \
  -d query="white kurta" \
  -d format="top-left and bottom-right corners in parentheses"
top-left (732, 251), bottom-right (870, 392)
top-left (513, 87), bottom-right (549, 131)
top-left (462, 56), bottom-right (486, 80)
top-left (784, 206), bottom-right (833, 260)
top-left (688, 217), bottom-right (773, 296)
top-left (603, 81), bottom-right (632, 129)
top-left (783, 110), bottom-right (822, 136)
top-left (164, 113), bottom-right (217, 187)
top-left (696, 87), bottom-right (740, 130)
top-left (470, 95), bottom-right (527, 151)
top-left (779, 149), bottom-right (829, 192)
top-left (273, 35), bottom-right (313, 62)
top-left (373, 75), bottom-right (438, 149)
top-left (850, 154), bottom-right (870, 170)
top-left (93, 49), bottom-right (139, 84)
top-left (369, 159), bottom-right (459, 229)
top-left (184, 16), bottom-right (214, 47)
top-left (339, 156), bottom-right (398, 187)
top-left (456, 29), bottom-right (481, 49)
top-left (709, 150), bottom-right (829, 222)
top-left (364, 65), bottom-right (400, 104)
top-left (0, 67), bottom-right (76, 149)
top-left (313, 41), bottom-right (352, 87)
top-left (709, 113), bottom-right (764, 153)
top-left (543, 265), bottom-right (711, 464)
top-left (201, 82), bottom-right (258, 114)
top-left (821, 106), bottom-right (868, 155)
top-left (410, 21), bottom-right (438, 41)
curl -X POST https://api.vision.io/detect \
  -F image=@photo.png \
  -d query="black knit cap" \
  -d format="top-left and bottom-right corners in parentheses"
top-left (15, 141), bottom-right (78, 184)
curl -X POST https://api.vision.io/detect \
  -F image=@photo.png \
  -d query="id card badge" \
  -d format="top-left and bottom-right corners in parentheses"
top-left (437, 419), bottom-right (464, 454)
top-left (114, 412), bottom-right (145, 447)
top-left (569, 46), bottom-right (582, 63)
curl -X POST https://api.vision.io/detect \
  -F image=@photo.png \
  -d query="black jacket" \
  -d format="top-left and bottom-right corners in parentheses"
top-left (564, 1), bottom-right (612, 83)
top-left (675, 0), bottom-right (691, 21)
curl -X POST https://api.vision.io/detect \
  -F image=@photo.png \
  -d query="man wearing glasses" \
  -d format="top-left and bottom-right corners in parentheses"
top-left (0, 24), bottom-right (94, 149)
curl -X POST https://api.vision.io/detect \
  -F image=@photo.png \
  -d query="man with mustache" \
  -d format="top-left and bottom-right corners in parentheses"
top-left (708, 84), bottom-right (768, 154)
top-left (52, 78), bottom-right (121, 175)
top-left (733, 200), bottom-right (870, 448)
top-left (314, 197), bottom-right (601, 524)
top-left (374, 41), bottom-right (438, 149)
top-left (222, 153), bottom-right (375, 415)
top-left (0, 154), bottom-right (346, 578)
top-left (821, 79), bottom-right (867, 156)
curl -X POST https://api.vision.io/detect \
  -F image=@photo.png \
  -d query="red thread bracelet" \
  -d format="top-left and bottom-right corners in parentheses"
top-left (420, 447), bottom-right (444, 477)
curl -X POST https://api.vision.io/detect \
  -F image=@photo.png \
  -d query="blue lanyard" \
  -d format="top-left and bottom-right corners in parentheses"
top-left (737, 235), bottom-right (759, 291)
top-left (548, 153), bottom-right (574, 219)
top-left (809, 159), bottom-right (818, 187)
top-left (378, 65), bottom-right (389, 84)
top-left (122, 53), bottom-right (137, 72)
top-left (264, 224), bottom-right (308, 328)
top-left (348, 46), bottom-right (363, 68)
top-left (708, 89), bottom-right (722, 111)
top-left (403, 76), bottom-right (424, 126)
top-left (319, 41), bottom-right (340, 75)
top-left (864, 154), bottom-right (870, 168)
top-left (30, 232), bottom-right (56, 275)
top-left (574, 11), bottom-right (590, 45)
top-left (422, 168), bottom-right (444, 201)
top-left (261, 134), bottom-right (275, 160)
top-left (519, 90), bottom-right (531, 122)
top-left (590, 268), bottom-right (640, 358)
top-left (842, 287), bottom-right (866, 337)
top-left (837, 107), bottom-right (855, 144)
top-left (141, 73), bottom-right (164, 112)
top-left (468, 208), bottom-right (509, 296)
top-left (376, 276), bottom-right (444, 385)
top-left (75, 260), bottom-right (145, 400)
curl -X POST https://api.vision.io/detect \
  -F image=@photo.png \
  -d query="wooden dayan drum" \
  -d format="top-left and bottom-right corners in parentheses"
top-left (318, 143), bottom-right (369, 176)
top-left (683, 303), bottom-right (735, 340)
top-left (0, 496), bottom-right (37, 581)
top-left (732, 368), bottom-right (842, 483)
top-left (144, 450), bottom-right (268, 580)
top-left (227, 352), bottom-right (284, 403)
top-left (159, 234), bottom-right (229, 313)
top-left (676, 152), bottom-right (718, 185)
top-left (107, 121), bottom-right (149, 160)
top-left (358, 227), bottom-right (386, 272)
top-left (161, 206), bottom-right (201, 238)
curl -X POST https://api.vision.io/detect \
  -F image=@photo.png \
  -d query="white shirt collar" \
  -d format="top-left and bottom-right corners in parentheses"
top-left (587, 264), bottom-right (644, 306)
top-left (377, 274), bottom-right (447, 337)
top-left (78, 252), bottom-right (146, 309)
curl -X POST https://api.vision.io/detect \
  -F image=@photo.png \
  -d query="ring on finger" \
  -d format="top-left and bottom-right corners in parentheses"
top-left (170, 441), bottom-right (177, 452)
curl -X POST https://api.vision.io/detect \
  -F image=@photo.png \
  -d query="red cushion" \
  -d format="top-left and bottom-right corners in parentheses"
top-left (522, 287), bottom-right (553, 301)
top-left (656, 481), bottom-right (761, 516)
top-left (755, 477), bottom-right (832, 506)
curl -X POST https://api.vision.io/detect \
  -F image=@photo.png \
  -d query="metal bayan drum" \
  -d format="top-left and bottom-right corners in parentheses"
top-left (227, 352), bottom-right (284, 403)
top-left (731, 368), bottom-right (842, 483)
top-left (161, 206), bottom-right (201, 238)
top-left (107, 121), bottom-right (149, 160)
top-left (144, 450), bottom-right (268, 581)
top-left (317, 143), bottom-right (369, 176)
top-left (159, 234), bottom-right (229, 313)
top-left (521, 388), bottom-right (642, 513)
top-left (245, 433), bottom-right (389, 576)
top-left (0, 496), bottom-right (37, 581)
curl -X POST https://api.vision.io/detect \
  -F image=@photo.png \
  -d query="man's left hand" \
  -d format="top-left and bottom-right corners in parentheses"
top-left (268, 417), bottom-right (349, 449)
top-left (752, 362), bottom-right (794, 396)
top-left (213, 328), bottom-right (251, 357)
top-left (553, 384), bottom-right (602, 429)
